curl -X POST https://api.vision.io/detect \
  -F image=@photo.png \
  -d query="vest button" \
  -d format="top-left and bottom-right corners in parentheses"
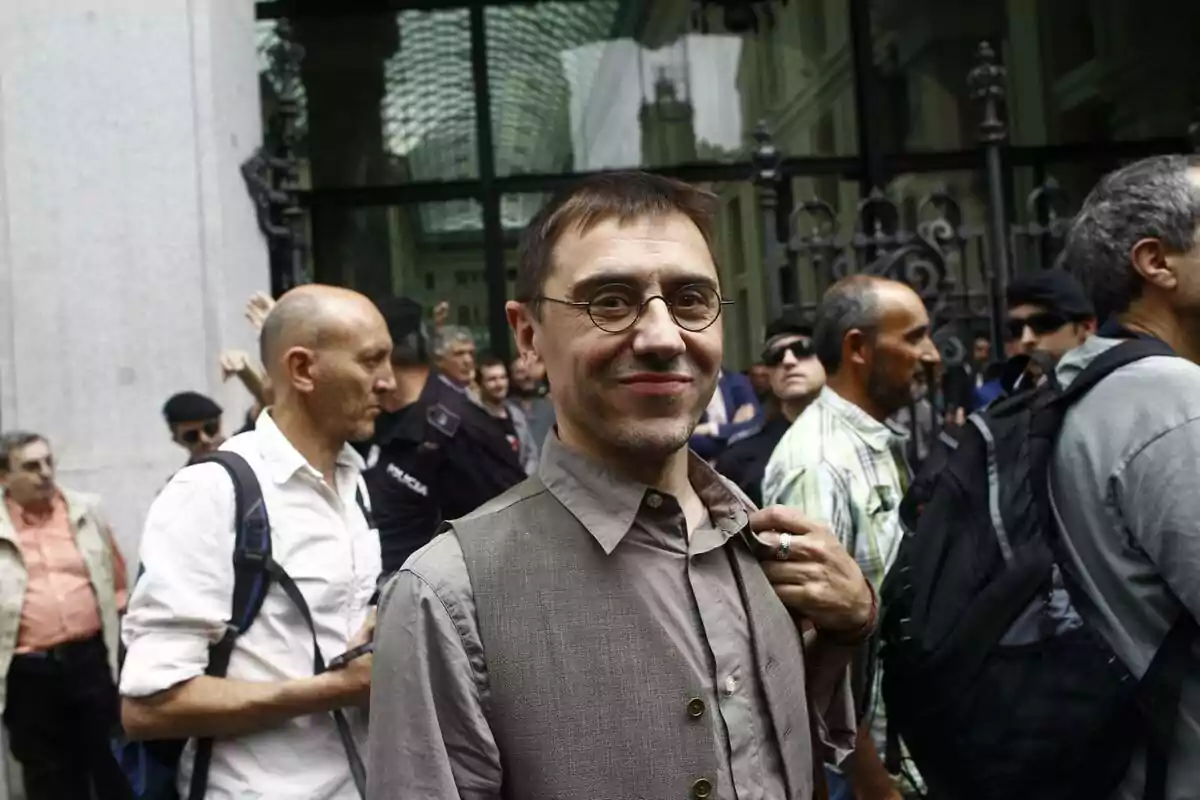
top-left (686, 697), bottom-right (706, 718)
top-left (691, 778), bottom-right (713, 799)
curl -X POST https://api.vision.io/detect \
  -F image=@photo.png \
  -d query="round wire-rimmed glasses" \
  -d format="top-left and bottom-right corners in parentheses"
top-left (533, 283), bottom-right (734, 333)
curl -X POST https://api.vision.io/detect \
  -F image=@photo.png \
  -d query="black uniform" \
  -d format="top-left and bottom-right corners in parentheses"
top-left (713, 416), bottom-right (792, 508)
top-left (362, 374), bottom-right (527, 574)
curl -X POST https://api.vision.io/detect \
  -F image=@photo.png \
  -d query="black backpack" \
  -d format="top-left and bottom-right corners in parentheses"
top-left (114, 451), bottom-right (366, 799)
top-left (880, 339), bottom-right (1198, 800)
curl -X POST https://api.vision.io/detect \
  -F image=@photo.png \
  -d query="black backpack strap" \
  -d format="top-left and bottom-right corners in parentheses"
top-left (1054, 339), bottom-right (1176, 407)
top-left (187, 451), bottom-right (272, 800)
top-left (1031, 339), bottom-right (1188, 800)
top-left (267, 561), bottom-right (368, 796)
top-left (185, 451), bottom-right (366, 799)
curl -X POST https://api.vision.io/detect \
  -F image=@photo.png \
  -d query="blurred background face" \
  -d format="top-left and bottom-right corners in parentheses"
top-left (172, 418), bottom-right (224, 459)
top-left (437, 338), bottom-right (477, 386)
top-left (747, 363), bottom-right (772, 398)
top-left (972, 336), bottom-right (991, 365)
top-left (479, 363), bottom-right (510, 405)
top-left (764, 335), bottom-right (825, 402)
top-left (529, 213), bottom-right (723, 463)
top-left (1007, 303), bottom-right (1092, 362)
top-left (2, 439), bottom-right (56, 506)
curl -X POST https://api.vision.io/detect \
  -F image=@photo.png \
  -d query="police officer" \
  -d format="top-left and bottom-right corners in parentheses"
top-left (362, 298), bottom-right (527, 575)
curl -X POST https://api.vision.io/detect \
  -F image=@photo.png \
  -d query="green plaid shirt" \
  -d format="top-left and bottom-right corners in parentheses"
top-left (762, 387), bottom-right (913, 767)
top-left (762, 388), bottom-right (911, 590)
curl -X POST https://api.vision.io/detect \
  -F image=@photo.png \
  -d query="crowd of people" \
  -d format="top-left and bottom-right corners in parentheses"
top-left (0, 155), bottom-right (1198, 799)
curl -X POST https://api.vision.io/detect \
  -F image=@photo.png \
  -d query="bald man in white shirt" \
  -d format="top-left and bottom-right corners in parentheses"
top-left (120, 286), bottom-right (395, 799)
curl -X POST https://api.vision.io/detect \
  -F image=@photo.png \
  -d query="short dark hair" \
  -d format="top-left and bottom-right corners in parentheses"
top-left (377, 297), bottom-right (427, 367)
top-left (0, 431), bottom-right (46, 473)
top-left (515, 171), bottom-right (718, 304)
top-left (477, 353), bottom-right (506, 375)
top-left (1061, 154), bottom-right (1200, 319)
top-left (813, 276), bottom-right (881, 373)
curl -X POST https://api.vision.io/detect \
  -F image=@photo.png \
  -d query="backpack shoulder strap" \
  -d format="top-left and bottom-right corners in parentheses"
top-left (195, 451), bottom-right (273, 648)
top-left (1056, 339), bottom-right (1176, 406)
top-left (186, 450), bottom-right (272, 800)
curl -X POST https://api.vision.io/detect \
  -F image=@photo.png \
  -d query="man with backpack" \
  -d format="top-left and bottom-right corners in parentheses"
top-left (119, 285), bottom-right (393, 799)
top-left (1051, 155), bottom-right (1200, 799)
top-left (880, 155), bottom-right (1200, 800)
top-left (763, 275), bottom-right (942, 800)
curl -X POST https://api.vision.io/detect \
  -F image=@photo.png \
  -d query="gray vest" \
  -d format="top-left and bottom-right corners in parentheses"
top-left (455, 476), bottom-right (817, 800)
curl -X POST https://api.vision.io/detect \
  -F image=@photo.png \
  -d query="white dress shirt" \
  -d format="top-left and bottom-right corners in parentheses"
top-left (121, 411), bottom-right (381, 800)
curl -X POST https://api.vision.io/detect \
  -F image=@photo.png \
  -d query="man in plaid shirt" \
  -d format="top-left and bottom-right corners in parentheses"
top-left (763, 275), bottom-right (941, 800)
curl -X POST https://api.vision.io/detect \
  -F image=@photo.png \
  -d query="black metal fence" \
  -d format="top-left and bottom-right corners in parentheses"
top-left (752, 41), bottom-right (1084, 375)
top-left (750, 39), bottom-right (1200, 464)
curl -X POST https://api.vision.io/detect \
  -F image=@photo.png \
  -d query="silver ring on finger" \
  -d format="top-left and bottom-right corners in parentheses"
top-left (775, 532), bottom-right (792, 561)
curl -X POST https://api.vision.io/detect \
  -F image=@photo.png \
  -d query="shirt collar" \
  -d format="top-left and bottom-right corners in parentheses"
top-left (538, 433), bottom-right (750, 555)
top-left (255, 409), bottom-right (365, 485)
top-left (437, 373), bottom-right (468, 395)
top-left (818, 387), bottom-right (908, 454)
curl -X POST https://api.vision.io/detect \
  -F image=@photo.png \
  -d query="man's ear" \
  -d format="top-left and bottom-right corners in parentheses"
top-left (843, 328), bottom-right (872, 369)
top-left (506, 301), bottom-right (540, 362)
top-left (283, 347), bottom-right (317, 393)
top-left (1130, 238), bottom-right (1178, 292)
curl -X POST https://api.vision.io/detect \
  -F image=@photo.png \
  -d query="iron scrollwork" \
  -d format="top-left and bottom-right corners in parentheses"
top-left (789, 187), bottom-right (973, 368)
top-left (243, 19), bottom-right (307, 296)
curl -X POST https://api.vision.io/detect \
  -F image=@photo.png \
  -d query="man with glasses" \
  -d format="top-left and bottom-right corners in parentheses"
top-left (162, 391), bottom-right (224, 467)
top-left (715, 312), bottom-right (825, 506)
top-left (1006, 270), bottom-right (1096, 365)
top-left (369, 172), bottom-right (871, 800)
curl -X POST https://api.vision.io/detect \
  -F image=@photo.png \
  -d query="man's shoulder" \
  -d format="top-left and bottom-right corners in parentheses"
top-left (395, 529), bottom-right (471, 603)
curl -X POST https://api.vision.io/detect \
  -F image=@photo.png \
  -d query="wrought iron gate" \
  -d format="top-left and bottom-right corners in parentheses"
top-left (751, 42), bottom-right (1080, 375)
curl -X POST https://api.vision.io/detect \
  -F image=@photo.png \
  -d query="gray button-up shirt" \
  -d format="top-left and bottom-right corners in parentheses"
top-left (368, 434), bottom-right (854, 799)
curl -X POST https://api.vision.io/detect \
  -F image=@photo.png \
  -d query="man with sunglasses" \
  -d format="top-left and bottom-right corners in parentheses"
top-left (162, 391), bottom-right (225, 467)
top-left (369, 172), bottom-right (871, 800)
top-left (1006, 270), bottom-right (1096, 364)
top-left (715, 312), bottom-right (825, 507)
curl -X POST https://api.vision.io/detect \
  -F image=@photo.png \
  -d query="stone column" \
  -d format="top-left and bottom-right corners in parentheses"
top-left (0, 0), bottom-right (269, 569)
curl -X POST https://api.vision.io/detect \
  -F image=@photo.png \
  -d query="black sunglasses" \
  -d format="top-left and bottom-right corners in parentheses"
top-left (763, 339), bottom-right (815, 366)
top-left (180, 420), bottom-right (220, 445)
top-left (1006, 311), bottom-right (1069, 340)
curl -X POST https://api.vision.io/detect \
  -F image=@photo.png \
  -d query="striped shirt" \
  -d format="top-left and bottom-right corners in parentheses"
top-left (761, 387), bottom-right (911, 589)
top-left (761, 387), bottom-right (912, 755)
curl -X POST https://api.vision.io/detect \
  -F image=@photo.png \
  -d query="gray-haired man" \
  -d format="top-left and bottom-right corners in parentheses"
top-left (1053, 154), bottom-right (1200, 799)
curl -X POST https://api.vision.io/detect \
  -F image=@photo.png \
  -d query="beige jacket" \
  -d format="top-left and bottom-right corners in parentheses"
top-left (0, 489), bottom-right (124, 711)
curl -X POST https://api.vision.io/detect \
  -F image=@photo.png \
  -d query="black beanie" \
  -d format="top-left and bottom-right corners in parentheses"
top-left (163, 392), bottom-right (223, 426)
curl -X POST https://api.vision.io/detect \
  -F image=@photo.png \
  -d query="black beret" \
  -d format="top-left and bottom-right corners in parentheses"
top-left (764, 311), bottom-right (813, 345)
top-left (1007, 270), bottom-right (1095, 319)
top-left (163, 392), bottom-right (222, 426)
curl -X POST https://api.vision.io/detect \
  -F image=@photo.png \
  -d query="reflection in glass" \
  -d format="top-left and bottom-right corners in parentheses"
top-left (486, 0), bottom-right (859, 176)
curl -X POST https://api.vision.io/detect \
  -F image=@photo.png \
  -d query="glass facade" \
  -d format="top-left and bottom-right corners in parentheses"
top-left (256, 0), bottom-right (1199, 365)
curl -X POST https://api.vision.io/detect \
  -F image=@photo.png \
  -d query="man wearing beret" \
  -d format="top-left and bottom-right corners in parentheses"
top-left (162, 392), bottom-right (225, 469)
top-left (1006, 269), bottom-right (1097, 365)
